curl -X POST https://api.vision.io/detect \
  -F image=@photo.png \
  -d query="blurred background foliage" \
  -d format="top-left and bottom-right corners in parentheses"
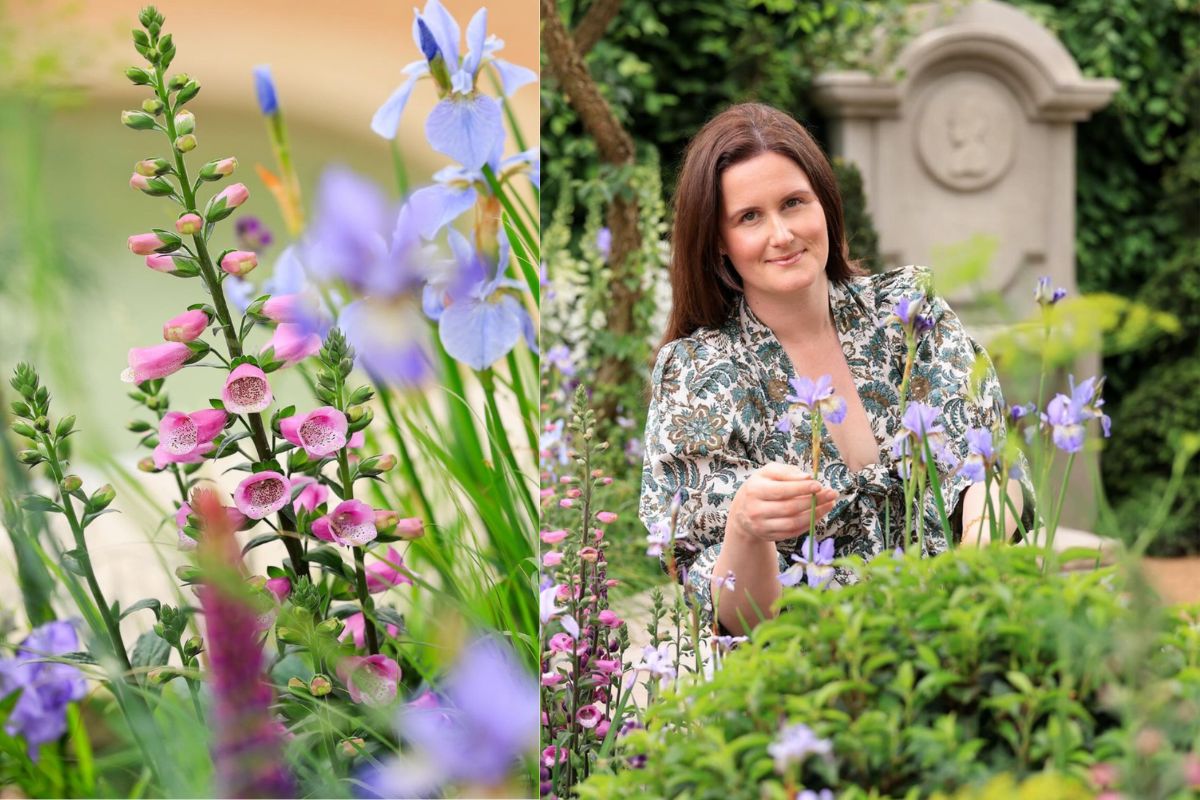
top-left (541, 0), bottom-right (1199, 575)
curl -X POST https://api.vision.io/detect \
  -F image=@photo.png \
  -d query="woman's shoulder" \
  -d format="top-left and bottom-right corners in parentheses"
top-left (868, 265), bottom-right (934, 304)
top-left (652, 325), bottom-right (738, 384)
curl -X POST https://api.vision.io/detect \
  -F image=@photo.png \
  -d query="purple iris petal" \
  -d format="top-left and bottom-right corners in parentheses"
top-left (370, 68), bottom-right (424, 139)
top-left (253, 65), bottom-right (277, 115)
top-left (901, 402), bottom-right (942, 438)
top-left (460, 8), bottom-right (487, 82)
top-left (416, 17), bottom-right (440, 62)
top-left (339, 299), bottom-right (431, 386)
top-left (407, 182), bottom-right (478, 241)
top-left (786, 375), bottom-right (833, 408)
top-left (596, 227), bottom-right (612, 261)
top-left (439, 293), bottom-right (527, 371)
top-left (420, 0), bottom-right (461, 69)
top-left (824, 396), bottom-right (848, 425)
top-left (0, 621), bottom-right (87, 759)
top-left (425, 95), bottom-right (504, 170)
top-left (490, 59), bottom-right (537, 97)
top-left (965, 427), bottom-right (994, 458)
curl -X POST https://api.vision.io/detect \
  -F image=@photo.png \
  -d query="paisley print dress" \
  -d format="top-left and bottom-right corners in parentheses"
top-left (639, 266), bottom-right (1036, 625)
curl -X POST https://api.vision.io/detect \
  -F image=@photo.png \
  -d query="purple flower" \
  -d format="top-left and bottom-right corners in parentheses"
top-left (1008, 402), bottom-right (1035, 424)
top-left (890, 402), bottom-right (955, 477)
top-left (959, 426), bottom-right (996, 484)
top-left (798, 791), bottom-right (835, 800)
top-left (779, 375), bottom-right (847, 432)
top-left (253, 65), bottom-right (278, 115)
top-left (0, 621), bottom-right (87, 758)
top-left (407, 148), bottom-right (539, 240)
top-left (235, 216), bottom-right (274, 253)
top-left (595, 227), bottom-right (612, 261)
top-left (359, 634), bottom-right (538, 797)
top-left (1041, 375), bottom-right (1111, 453)
top-left (370, 0), bottom-right (536, 169)
top-left (779, 536), bottom-right (835, 588)
top-left (893, 293), bottom-right (934, 335)
top-left (644, 519), bottom-right (685, 558)
top-left (766, 722), bottom-right (833, 774)
top-left (423, 229), bottom-right (534, 370)
top-left (1034, 276), bottom-right (1067, 307)
top-left (545, 344), bottom-right (575, 377)
top-left (540, 579), bottom-right (565, 624)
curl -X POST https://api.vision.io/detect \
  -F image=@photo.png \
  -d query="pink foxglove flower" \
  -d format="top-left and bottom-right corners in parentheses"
top-left (175, 213), bottom-right (203, 236)
top-left (394, 516), bottom-right (425, 539)
top-left (365, 546), bottom-right (414, 593)
top-left (596, 511), bottom-right (618, 524)
top-left (127, 232), bottom-right (170, 255)
top-left (234, 471), bottom-right (290, 519)
top-left (221, 363), bottom-right (273, 414)
top-left (214, 182), bottom-right (249, 209)
top-left (339, 612), bottom-right (399, 650)
top-left (121, 341), bottom-right (191, 383)
top-left (129, 173), bottom-right (151, 191)
top-left (220, 250), bottom-right (258, 276)
top-left (265, 577), bottom-right (291, 603)
top-left (175, 501), bottom-right (247, 550)
top-left (262, 323), bottom-right (321, 366)
top-left (336, 654), bottom-right (401, 706)
top-left (162, 309), bottom-right (209, 343)
top-left (145, 253), bottom-right (180, 273)
top-left (153, 409), bottom-right (226, 468)
top-left (312, 499), bottom-right (377, 546)
top-left (279, 406), bottom-right (348, 458)
top-left (289, 475), bottom-right (329, 513)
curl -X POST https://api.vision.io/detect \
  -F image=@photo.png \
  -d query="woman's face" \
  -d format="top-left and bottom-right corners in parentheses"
top-left (717, 151), bottom-right (829, 305)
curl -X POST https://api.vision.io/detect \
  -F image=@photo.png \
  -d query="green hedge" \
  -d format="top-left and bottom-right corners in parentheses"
top-left (578, 548), bottom-right (1200, 799)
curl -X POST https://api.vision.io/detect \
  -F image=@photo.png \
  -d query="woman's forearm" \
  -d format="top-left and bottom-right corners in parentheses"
top-left (712, 526), bottom-right (782, 636)
top-left (960, 478), bottom-right (1024, 546)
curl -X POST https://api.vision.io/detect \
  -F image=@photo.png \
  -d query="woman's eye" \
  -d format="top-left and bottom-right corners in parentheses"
top-left (740, 210), bottom-right (758, 223)
top-left (784, 197), bottom-right (803, 208)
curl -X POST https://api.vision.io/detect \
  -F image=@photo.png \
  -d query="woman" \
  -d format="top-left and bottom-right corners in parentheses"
top-left (639, 103), bottom-right (1035, 636)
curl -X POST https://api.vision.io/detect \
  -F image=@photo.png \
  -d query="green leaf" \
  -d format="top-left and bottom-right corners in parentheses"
top-left (22, 494), bottom-right (63, 514)
top-left (61, 548), bottom-right (89, 576)
top-left (306, 546), bottom-right (351, 579)
top-left (242, 532), bottom-right (280, 555)
top-left (1006, 670), bottom-right (1036, 695)
top-left (120, 598), bottom-right (162, 621)
top-left (130, 630), bottom-right (171, 669)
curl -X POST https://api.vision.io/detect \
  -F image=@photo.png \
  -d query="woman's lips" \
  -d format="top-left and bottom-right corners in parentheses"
top-left (767, 248), bottom-right (805, 266)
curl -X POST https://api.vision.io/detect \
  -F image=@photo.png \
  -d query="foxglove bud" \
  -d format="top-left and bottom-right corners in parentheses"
top-left (174, 133), bottom-right (197, 153)
top-left (163, 309), bottom-right (209, 342)
top-left (126, 66), bottom-right (151, 85)
top-left (220, 250), bottom-right (258, 276)
top-left (375, 454), bottom-right (396, 472)
top-left (315, 618), bottom-right (342, 637)
top-left (174, 109), bottom-right (195, 134)
top-left (175, 213), bottom-right (203, 236)
top-left (394, 516), bottom-right (425, 540)
top-left (141, 97), bottom-right (164, 116)
top-left (373, 510), bottom-right (398, 534)
top-left (135, 157), bottom-right (171, 177)
top-left (205, 183), bottom-right (250, 222)
top-left (11, 422), bottom-right (37, 440)
top-left (59, 475), bottom-right (82, 493)
top-left (138, 456), bottom-right (159, 472)
top-left (55, 415), bottom-right (75, 437)
top-left (175, 79), bottom-right (200, 104)
top-left (128, 231), bottom-right (180, 255)
top-left (183, 636), bottom-right (203, 658)
top-left (130, 174), bottom-right (174, 196)
top-left (286, 676), bottom-right (308, 694)
top-left (87, 484), bottom-right (116, 512)
top-left (199, 157), bottom-right (237, 181)
top-left (309, 675), bottom-right (332, 697)
top-left (145, 253), bottom-right (178, 273)
top-left (121, 110), bottom-right (157, 130)
top-left (168, 73), bottom-right (190, 90)
top-left (17, 449), bottom-right (43, 465)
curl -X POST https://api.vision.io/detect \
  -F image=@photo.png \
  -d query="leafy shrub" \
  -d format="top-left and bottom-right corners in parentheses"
top-left (577, 547), bottom-right (1200, 799)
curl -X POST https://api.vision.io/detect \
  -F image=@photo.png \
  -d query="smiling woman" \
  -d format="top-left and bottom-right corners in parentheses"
top-left (639, 103), bottom-right (1035, 636)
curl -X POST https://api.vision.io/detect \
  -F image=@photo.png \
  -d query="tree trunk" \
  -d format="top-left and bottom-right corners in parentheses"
top-left (541, 0), bottom-right (642, 423)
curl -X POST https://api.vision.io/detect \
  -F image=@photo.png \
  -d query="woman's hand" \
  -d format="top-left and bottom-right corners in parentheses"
top-left (726, 462), bottom-right (838, 544)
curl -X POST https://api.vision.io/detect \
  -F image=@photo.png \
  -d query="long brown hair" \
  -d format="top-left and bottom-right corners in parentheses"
top-left (660, 103), bottom-right (862, 347)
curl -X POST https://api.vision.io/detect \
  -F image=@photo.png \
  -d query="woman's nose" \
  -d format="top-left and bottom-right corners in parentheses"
top-left (767, 214), bottom-right (794, 248)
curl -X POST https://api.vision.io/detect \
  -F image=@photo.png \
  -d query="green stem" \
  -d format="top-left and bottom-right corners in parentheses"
top-left (370, 378), bottom-right (436, 523)
top-left (505, 349), bottom-right (539, 458)
top-left (481, 164), bottom-right (538, 261)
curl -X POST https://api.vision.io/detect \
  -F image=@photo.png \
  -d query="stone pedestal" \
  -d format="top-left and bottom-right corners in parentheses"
top-left (814, 0), bottom-right (1118, 528)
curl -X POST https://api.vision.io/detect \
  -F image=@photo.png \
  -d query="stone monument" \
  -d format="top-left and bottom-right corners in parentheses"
top-left (814, 0), bottom-right (1119, 529)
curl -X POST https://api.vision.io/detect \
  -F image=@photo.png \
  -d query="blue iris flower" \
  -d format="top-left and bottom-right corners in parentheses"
top-left (371, 0), bottom-right (536, 169)
top-left (0, 621), bottom-right (87, 758)
top-left (407, 140), bottom-right (539, 240)
top-left (423, 229), bottom-right (535, 371)
top-left (253, 64), bottom-right (278, 115)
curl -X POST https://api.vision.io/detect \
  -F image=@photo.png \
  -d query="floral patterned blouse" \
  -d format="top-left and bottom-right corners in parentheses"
top-left (639, 266), bottom-right (1036, 625)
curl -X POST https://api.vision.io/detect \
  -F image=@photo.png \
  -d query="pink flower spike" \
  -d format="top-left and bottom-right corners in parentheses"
top-left (365, 547), bottom-right (413, 593)
top-left (338, 612), bottom-right (398, 650)
top-left (598, 609), bottom-right (621, 627)
top-left (337, 655), bottom-right (400, 706)
top-left (543, 551), bottom-right (563, 567)
top-left (311, 499), bottom-right (376, 546)
top-left (122, 342), bottom-right (191, 383)
top-left (265, 577), bottom-right (291, 603)
top-left (128, 232), bottom-right (167, 255)
top-left (220, 250), bottom-right (258, 276)
top-left (541, 529), bottom-right (568, 544)
top-left (596, 511), bottom-right (618, 524)
top-left (234, 471), bottom-right (290, 520)
top-left (130, 173), bottom-right (151, 191)
top-left (576, 704), bottom-right (602, 729)
top-left (146, 253), bottom-right (178, 273)
top-left (263, 323), bottom-right (322, 366)
top-left (163, 309), bottom-right (210, 343)
top-left (215, 182), bottom-right (250, 209)
top-left (290, 476), bottom-right (328, 513)
top-left (279, 407), bottom-right (348, 458)
top-left (175, 213), bottom-right (203, 236)
top-left (221, 363), bottom-right (273, 414)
